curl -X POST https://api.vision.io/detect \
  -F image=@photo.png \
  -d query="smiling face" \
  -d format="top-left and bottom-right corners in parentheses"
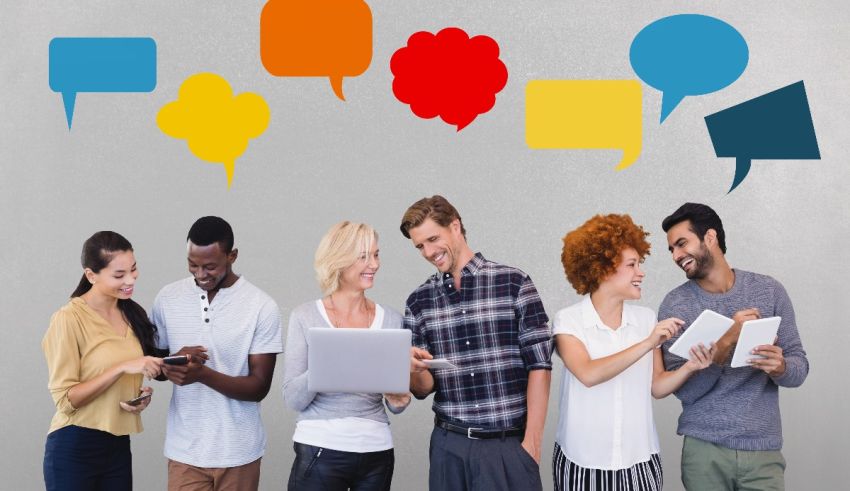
top-left (598, 247), bottom-right (645, 300)
top-left (407, 218), bottom-right (465, 274)
top-left (86, 250), bottom-right (138, 300)
top-left (187, 240), bottom-right (237, 292)
top-left (338, 240), bottom-right (380, 292)
top-left (666, 220), bottom-right (715, 280)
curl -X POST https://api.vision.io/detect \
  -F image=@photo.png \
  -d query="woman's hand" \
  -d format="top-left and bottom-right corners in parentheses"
top-left (646, 318), bottom-right (684, 347)
top-left (683, 343), bottom-right (716, 372)
top-left (119, 386), bottom-right (153, 413)
top-left (121, 356), bottom-right (164, 380)
top-left (384, 392), bottom-right (412, 409)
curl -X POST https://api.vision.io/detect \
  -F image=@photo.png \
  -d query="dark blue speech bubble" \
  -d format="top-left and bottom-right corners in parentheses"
top-left (630, 14), bottom-right (748, 123)
top-left (49, 37), bottom-right (157, 129)
top-left (705, 81), bottom-right (820, 193)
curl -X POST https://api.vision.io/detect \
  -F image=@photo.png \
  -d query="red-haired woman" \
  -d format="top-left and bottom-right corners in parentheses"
top-left (552, 214), bottom-right (715, 490)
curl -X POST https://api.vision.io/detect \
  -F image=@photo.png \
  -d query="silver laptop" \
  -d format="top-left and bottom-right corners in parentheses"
top-left (307, 328), bottom-right (411, 393)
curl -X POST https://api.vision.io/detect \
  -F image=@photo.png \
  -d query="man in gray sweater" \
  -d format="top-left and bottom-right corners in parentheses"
top-left (659, 203), bottom-right (808, 490)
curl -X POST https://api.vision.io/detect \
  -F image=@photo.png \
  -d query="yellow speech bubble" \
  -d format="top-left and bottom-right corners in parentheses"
top-left (157, 73), bottom-right (270, 187)
top-left (525, 80), bottom-right (642, 170)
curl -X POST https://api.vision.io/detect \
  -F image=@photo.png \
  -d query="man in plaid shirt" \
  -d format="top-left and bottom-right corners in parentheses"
top-left (400, 195), bottom-right (552, 490)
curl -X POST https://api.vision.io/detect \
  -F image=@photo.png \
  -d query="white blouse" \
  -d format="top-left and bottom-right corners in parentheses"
top-left (553, 296), bottom-right (661, 470)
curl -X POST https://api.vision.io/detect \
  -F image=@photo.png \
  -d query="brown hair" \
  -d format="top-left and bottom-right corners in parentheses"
top-left (400, 195), bottom-right (466, 239)
top-left (561, 214), bottom-right (650, 295)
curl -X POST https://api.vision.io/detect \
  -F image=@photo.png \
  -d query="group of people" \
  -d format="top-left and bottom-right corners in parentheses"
top-left (42, 196), bottom-right (808, 491)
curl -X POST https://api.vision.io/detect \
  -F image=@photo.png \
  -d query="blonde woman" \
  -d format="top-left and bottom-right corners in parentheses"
top-left (283, 221), bottom-right (411, 491)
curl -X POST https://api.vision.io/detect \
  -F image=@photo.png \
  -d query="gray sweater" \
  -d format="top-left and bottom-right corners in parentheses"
top-left (660, 269), bottom-right (808, 451)
top-left (282, 300), bottom-right (406, 424)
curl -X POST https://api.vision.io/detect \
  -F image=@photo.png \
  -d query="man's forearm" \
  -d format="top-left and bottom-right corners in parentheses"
top-left (524, 369), bottom-right (551, 437)
top-left (410, 370), bottom-right (435, 399)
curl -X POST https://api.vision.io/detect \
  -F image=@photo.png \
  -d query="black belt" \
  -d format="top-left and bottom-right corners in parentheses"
top-left (435, 417), bottom-right (524, 440)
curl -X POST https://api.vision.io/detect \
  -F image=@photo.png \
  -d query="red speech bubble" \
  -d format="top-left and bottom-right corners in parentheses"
top-left (390, 27), bottom-right (508, 131)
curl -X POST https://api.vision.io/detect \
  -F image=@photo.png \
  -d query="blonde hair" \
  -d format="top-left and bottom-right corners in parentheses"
top-left (314, 221), bottom-right (378, 295)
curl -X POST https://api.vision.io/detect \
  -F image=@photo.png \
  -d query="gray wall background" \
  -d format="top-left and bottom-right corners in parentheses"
top-left (2, 1), bottom-right (847, 489)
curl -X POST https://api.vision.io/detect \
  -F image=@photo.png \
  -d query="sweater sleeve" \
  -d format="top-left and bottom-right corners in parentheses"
top-left (769, 282), bottom-right (809, 388)
top-left (660, 293), bottom-right (724, 405)
top-left (281, 306), bottom-right (317, 412)
top-left (42, 310), bottom-right (81, 415)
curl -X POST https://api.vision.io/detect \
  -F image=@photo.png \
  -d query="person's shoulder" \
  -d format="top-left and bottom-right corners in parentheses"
top-left (626, 303), bottom-right (657, 324)
top-left (379, 304), bottom-right (403, 326)
top-left (290, 299), bottom-right (320, 318)
top-left (406, 275), bottom-right (439, 303)
top-left (156, 277), bottom-right (193, 298)
top-left (237, 278), bottom-right (280, 307)
top-left (50, 299), bottom-right (83, 326)
top-left (737, 269), bottom-right (784, 288)
top-left (554, 299), bottom-right (584, 323)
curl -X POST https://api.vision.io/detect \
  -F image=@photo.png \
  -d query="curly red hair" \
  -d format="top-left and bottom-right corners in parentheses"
top-left (561, 214), bottom-right (650, 295)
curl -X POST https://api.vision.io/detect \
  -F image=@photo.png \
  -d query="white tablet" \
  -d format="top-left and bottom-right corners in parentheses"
top-left (730, 316), bottom-right (781, 368)
top-left (668, 310), bottom-right (734, 359)
top-left (307, 328), bottom-right (411, 393)
top-left (423, 358), bottom-right (458, 370)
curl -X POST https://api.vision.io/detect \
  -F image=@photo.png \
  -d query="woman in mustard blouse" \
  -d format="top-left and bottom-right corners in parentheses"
top-left (42, 231), bottom-right (164, 490)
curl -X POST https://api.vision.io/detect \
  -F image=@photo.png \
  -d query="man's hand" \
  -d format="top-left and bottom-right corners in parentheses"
top-left (410, 347), bottom-right (433, 373)
top-left (521, 436), bottom-right (541, 464)
top-left (162, 346), bottom-right (208, 386)
top-left (714, 308), bottom-right (760, 364)
top-left (749, 342), bottom-right (786, 377)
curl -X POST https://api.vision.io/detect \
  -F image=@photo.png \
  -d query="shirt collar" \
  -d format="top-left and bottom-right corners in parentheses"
top-left (434, 252), bottom-right (486, 283)
top-left (580, 295), bottom-right (638, 331)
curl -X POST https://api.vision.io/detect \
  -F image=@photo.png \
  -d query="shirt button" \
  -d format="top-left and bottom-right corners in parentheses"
top-left (204, 318), bottom-right (210, 323)
top-left (475, 404), bottom-right (479, 408)
top-left (461, 310), bottom-right (466, 314)
top-left (201, 295), bottom-right (205, 300)
top-left (204, 307), bottom-right (208, 312)
top-left (470, 373), bottom-right (475, 377)
top-left (466, 341), bottom-right (470, 345)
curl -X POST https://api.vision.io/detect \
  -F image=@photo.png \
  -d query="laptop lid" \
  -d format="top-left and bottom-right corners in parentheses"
top-left (307, 327), bottom-right (411, 393)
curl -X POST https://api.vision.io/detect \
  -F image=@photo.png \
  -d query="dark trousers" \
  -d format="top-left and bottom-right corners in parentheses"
top-left (287, 442), bottom-right (395, 491)
top-left (429, 426), bottom-right (542, 491)
top-left (43, 425), bottom-right (132, 491)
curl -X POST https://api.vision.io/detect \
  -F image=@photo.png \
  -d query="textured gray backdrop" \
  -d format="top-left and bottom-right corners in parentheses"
top-left (2, 1), bottom-right (848, 489)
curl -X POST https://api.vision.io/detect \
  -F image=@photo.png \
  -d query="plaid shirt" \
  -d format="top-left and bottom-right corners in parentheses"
top-left (404, 253), bottom-right (552, 429)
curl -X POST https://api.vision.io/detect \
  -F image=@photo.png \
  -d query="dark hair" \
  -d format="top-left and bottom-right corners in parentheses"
top-left (400, 195), bottom-right (466, 239)
top-left (662, 203), bottom-right (727, 254)
top-left (187, 216), bottom-right (234, 253)
top-left (71, 231), bottom-right (159, 355)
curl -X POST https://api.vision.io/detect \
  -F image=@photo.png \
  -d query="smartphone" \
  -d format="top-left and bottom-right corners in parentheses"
top-left (163, 355), bottom-right (190, 365)
top-left (124, 392), bottom-right (152, 406)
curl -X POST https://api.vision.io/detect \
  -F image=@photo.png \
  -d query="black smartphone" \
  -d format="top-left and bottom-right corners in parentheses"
top-left (163, 355), bottom-right (190, 365)
top-left (124, 393), bottom-right (152, 406)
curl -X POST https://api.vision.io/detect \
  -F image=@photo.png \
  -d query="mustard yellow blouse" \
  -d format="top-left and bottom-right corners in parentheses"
top-left (42, 297), bottom-right (145, 435)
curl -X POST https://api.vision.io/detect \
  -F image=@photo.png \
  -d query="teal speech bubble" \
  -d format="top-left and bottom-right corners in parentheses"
top-left (49, 37), bottom-right (157, 129)
top-left (630, 15), bottom-right (748, 123)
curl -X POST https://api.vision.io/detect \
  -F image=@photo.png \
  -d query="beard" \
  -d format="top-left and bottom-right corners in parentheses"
top-left (685, 244), bottom-right (714, 280)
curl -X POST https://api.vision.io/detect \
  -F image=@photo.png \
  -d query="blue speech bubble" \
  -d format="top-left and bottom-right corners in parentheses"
top-left (705, 81), bottom-right (820, 193)
top-left (630, 14), bottom-right (748, 123)
top-left (49, 37), bottom-right (157, 129)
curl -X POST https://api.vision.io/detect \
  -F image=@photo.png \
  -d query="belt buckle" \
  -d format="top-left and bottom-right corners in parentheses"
top-left (467, 427), bottom-right (483, 440)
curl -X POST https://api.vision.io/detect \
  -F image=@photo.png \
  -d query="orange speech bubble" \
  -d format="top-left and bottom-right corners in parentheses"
top-left (260, 0), bottom-right (372, 101)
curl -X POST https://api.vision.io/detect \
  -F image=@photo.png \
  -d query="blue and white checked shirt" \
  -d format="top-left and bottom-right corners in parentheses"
top-left (404, 253), bottom-right (552, 429)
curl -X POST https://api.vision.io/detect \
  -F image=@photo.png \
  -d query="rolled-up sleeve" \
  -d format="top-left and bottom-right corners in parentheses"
top-left (516, 275), bottom-right (552, 371)
top-left (42, 311), bottom-right (81, 415)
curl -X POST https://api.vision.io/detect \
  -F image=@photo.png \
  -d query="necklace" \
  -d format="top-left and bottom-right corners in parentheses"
top-left (327, 294), bottom-right (374, 328)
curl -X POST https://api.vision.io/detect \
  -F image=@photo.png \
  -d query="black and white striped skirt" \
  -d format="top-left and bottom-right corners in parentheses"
top-left (552, 443), bottom-right (663, 491)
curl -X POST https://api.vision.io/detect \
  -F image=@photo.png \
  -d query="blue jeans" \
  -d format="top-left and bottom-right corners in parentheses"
top-left (287, 442), bottom-right (394, 491)
top-left (44, 425), bottom-right (132, 491)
